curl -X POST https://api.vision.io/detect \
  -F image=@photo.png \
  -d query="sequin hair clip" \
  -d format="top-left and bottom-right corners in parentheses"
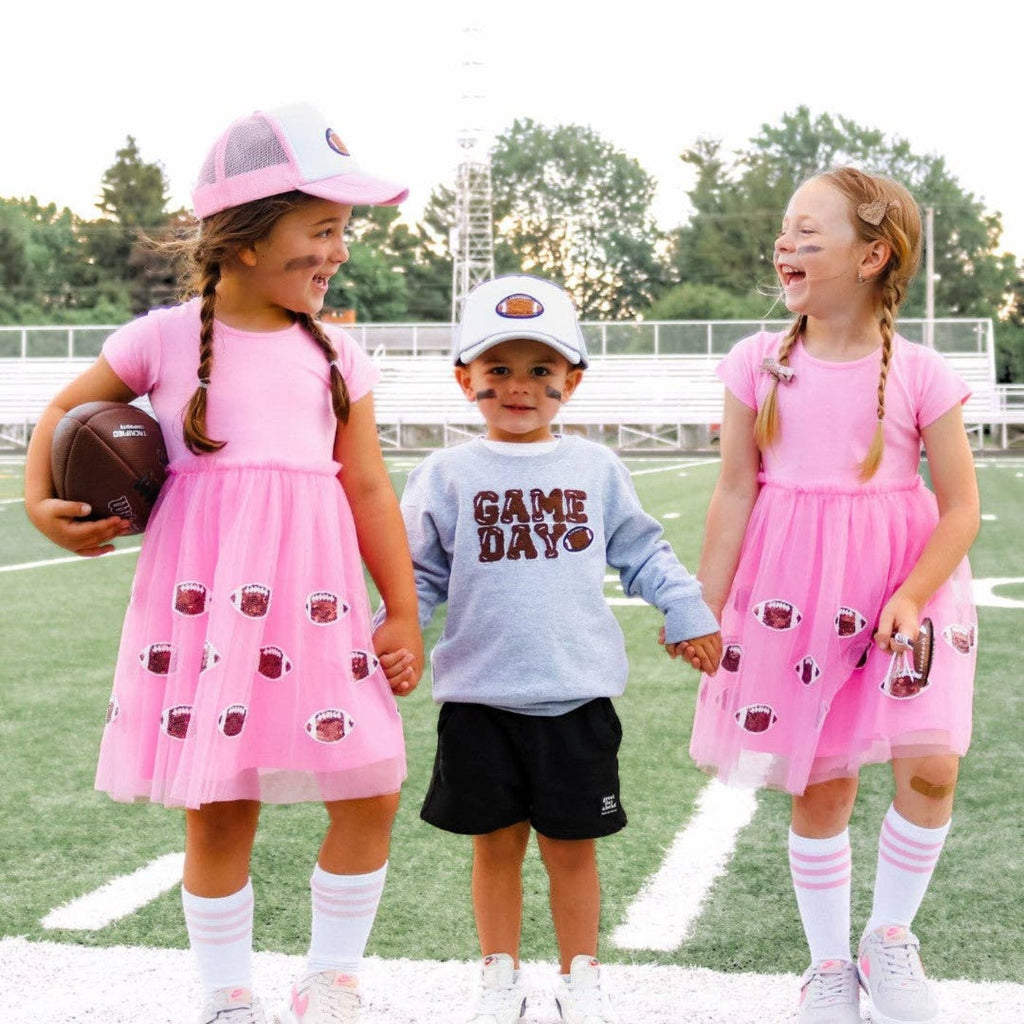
top-left (761, 358), bottom-right (795, 384)
top-left (857, 198), bottom-right (901, 226)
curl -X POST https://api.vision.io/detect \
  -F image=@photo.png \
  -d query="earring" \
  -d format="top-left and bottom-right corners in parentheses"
top-left (857, 272), bottom-right (864, 285)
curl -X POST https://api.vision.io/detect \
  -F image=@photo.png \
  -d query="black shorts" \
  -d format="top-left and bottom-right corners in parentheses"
top-left (420, 698), bottom-right (627, 840)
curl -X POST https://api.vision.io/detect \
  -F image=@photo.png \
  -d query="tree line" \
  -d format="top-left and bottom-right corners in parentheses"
top-left (2, 106), bottom-right (1022, 380)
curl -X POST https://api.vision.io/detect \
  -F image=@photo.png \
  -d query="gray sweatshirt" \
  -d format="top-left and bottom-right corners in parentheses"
top-left (400, 436), bottom-right (718, 715)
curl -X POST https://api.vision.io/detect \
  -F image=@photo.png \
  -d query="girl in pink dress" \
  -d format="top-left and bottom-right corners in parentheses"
top-left (687, 168), bottom-right (979, 1024)
top-left (24, 103), bottom-right (423, 1024)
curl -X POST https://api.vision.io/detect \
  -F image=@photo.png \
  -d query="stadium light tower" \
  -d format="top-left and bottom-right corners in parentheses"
top-left (450, 25), bottom-right (495, 323)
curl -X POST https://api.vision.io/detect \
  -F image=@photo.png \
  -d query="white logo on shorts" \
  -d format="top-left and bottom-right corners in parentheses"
top-left (601, 795), bottom-right (619, 816)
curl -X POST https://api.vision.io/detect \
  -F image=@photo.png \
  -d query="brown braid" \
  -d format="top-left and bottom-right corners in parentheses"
top-left (859, 278), bottom-right (899, 480)
top-left (182, 269), bottom-right (227, 453)
top-left (297, 313), bottom-right (351, 424)
top-left (754, 315), bottom-right (804, 451)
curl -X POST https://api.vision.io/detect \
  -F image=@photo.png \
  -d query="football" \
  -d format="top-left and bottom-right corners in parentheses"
top-left (50, 401), bottom-right (168, 534)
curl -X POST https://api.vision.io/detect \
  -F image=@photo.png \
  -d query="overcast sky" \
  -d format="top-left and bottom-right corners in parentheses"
top-left (4, 1), bottom-right (1021, 265)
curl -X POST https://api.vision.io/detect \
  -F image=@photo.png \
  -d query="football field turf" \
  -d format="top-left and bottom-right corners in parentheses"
top-left (1, 452), bottom-right (1022, 1023)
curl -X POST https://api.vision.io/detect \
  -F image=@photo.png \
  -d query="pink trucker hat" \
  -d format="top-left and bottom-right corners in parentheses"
top-left (191, 102), bottom-right (408, 218)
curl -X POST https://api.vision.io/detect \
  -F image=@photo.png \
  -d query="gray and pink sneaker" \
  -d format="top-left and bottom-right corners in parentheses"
top-left (858, 925), bottom-right (938, 1024)
top-left (199, 986), bottom-right (268, 1024)
top-left (797, 959), bottom-right (861, 1024)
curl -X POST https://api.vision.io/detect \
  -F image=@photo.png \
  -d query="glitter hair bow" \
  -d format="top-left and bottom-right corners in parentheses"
top-left (857, 198), bottom-right (901, 226)
top-left (761, 358), bottom-right (795, 384)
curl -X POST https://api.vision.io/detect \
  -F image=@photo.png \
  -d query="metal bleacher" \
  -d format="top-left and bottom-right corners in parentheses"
top-left (1, 318), bottom-right (1017, 453)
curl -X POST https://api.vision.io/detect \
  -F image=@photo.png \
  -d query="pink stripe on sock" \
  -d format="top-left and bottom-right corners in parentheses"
top-left (879, 848), bottom-right (934, 874)
top-left (189, 924), bottom-right (252, 946)
top-left (792, 872), bottom-right (853, 891)
top-left (789, 847), bottom-right (850, 866)
top-left (186, 903), bottom-right (253, 924)
top-left (882, 818), bottom-right (946, 852)
top-left (312, 880), bottom-right (381, 898)
top-left (792, 858), bottom-right (851, 878)
top-left (880, 833), bottom-right (939, 865)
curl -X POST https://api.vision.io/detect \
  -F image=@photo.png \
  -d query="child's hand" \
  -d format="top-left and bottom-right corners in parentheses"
top-left (661, 627), bottom-right (722, 675)
top-left (25, 498), bottom-right (132, 557)
top-left (874, 590), bottom-right (921, 653)
top-left (379, 649), bottom-right (418, 694)
top-left (372, 615), bottom-right (424, 697)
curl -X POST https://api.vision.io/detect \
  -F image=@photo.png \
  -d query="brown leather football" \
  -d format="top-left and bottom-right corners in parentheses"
top-left (50, 401), bottom-right (168, 534)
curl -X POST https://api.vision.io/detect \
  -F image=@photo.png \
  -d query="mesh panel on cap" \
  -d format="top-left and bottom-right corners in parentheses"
top-left (223, 117), bottom-right (289, 177)
top-left (196, 149), bottom-right (217, 187)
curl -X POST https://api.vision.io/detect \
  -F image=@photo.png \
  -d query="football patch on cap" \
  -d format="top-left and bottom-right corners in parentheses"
top-left (496, 293), bottom-right (543, 319)
top-left (325, 129), bottom-right (349, 156)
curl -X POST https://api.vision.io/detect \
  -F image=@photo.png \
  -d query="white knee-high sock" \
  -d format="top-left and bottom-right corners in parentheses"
top-left (866, 804), bottom-right (950, 933)
top-left (307, 862), bottom-right (388, 976)
top-left (181, 880), bottom-right (254, 995)
top-left (789, 828), bottom-right (853, 964)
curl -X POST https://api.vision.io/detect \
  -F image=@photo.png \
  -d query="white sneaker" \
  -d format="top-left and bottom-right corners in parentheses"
top-left (798, 959), bottom-right (862, 1024)
top-left (199, 987), bottom-right (268, 1023)
top-left (554, 955), bottom-right (618, 1024)
top-left (858, 926), bottom-right (939, 1024)
top-left (278, 970), bottom-right (360, 1024)
top-left (467, 953), bottom-right (526, 1024)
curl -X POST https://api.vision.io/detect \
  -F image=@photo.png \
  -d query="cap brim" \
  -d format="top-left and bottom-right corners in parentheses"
top-left (456, 331), bottom-right (587, 368)
top-left (302, 173), bottom-right (408, 207)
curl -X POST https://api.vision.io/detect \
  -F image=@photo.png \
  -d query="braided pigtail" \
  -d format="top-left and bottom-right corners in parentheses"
top-left (753, 315), bottom-right (804, 452)
top-left (298, 312), bottom-right (351, 424)
top-left (858, 279), bottom-right (900, 481)
top-left (182, 270), bottom-right (227, 453)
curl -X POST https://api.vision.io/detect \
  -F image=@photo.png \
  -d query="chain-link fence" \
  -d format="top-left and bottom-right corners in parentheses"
top-left (0, 318), bottom-right (992, 360)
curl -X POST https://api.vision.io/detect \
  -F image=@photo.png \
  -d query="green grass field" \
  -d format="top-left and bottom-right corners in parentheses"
top-left (1, 452), bottom-right (1022, 986)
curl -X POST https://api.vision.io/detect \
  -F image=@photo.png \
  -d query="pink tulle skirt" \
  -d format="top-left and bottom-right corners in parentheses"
top-left (690, 476), bottom-right (976, 796)
top-left (94, 463), bottom-right (406, 809)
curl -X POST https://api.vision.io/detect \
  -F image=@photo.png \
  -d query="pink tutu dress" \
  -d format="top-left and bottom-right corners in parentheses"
top-left (93, 299), bottom-right (406, 809)
top-left (690, 332), bottom-right (977, 795)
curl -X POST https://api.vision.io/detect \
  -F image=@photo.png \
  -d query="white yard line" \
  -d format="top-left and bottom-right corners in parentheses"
top-left (630, 458), bottom-right (720, 476)
top-left (2, 937), bottom-right (1020, 1024)
top-left (0, 546), bottom-right (140, 573)
top-left (973, 577), bottom-right (1024, 609)
top-left (613, 780), bottom-right (758, 951)
top-left (41, 852), bottom-right (185, 932)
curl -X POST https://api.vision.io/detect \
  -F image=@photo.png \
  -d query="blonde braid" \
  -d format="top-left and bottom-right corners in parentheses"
top-left (754, 315), bottom-right (804, 451)
top-left (858, 281), bottom-right (899, 480)
top-left (182, 270), bottom-right (227, 454)
top-left (297, 313), bottom-right (351, 424)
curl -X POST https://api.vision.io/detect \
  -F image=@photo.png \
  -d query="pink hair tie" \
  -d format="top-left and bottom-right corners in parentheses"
top-left (761, 358), bottom-right (795, 384)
